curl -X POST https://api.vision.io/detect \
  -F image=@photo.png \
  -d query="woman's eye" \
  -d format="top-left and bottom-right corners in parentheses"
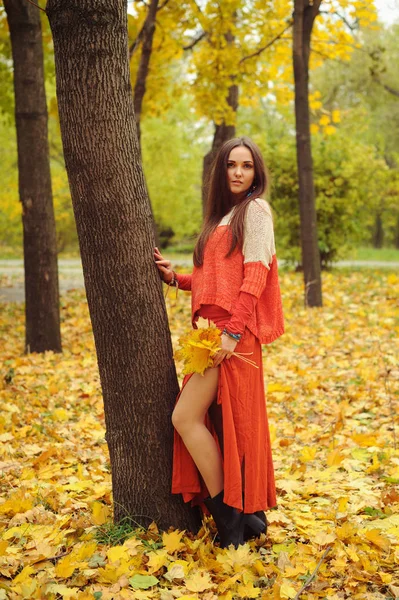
top-left (227, 162), bottom-right (234, 168)
top-left (244, 164), bottom-right (253, 169)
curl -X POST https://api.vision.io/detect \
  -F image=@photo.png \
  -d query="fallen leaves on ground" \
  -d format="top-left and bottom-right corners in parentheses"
top-left (0, 270), bottom-right (398, 600)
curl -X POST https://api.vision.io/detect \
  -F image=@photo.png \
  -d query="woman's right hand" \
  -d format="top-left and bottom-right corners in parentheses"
top-left (154, 247), bottom-right (174, 284)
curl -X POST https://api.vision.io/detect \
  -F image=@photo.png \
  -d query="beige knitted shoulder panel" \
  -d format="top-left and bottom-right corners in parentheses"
top-left (218, 198), bottom-right (275, 269)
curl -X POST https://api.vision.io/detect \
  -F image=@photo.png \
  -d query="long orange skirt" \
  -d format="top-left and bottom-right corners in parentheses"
top-left (171, 305), bottom-right (277, 514)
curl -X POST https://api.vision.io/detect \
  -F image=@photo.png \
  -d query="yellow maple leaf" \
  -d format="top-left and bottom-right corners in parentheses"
top-left (279, 582), bottom-right (297, 599)
top-left (44, 583), bottom-right (79, 598)
top-left (0, 540), bottom-right (8, 555)
top-left (162, 530), bottom-right (185, 553)
top-left (92, 501), bottom-right (110, 525)
top-left (107, 545), bottom-right (129, 563)
top-left (327, 449), bottom-right (345, 466)
top-left (185, 569), bottom-right (214, 592)
top-left (363, 529), bottom-right (391, 551)
top-left (12, 565), bottom-right (35, 585)
top-left (55, 554), bottom-right (76, 579)
top-left (300, 446), bottom-right (317, 463)
top-left (313, 531), bottom-right (336, 546)
top-left (236, 581), bottom-right (260, 598)
top-left (146, 548), bottom-right (170, 573)
top-left (175, 327), bottom-right (221, 376)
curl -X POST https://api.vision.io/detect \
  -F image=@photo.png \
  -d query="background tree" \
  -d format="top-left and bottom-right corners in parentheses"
top-left (46, 0), bottom-right (200, 532)
top-left (292, 0), bottom-right (323, 307)
top-left (4, 0), bottom-right (61, 353)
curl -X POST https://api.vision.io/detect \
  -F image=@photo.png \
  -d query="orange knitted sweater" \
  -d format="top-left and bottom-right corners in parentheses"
top-left (175, 200), bottom-right (284, 344)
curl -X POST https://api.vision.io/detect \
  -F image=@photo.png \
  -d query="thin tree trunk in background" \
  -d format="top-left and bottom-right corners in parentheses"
top-left (130, 0), bottom-right (160, 246)
top-left (394, 216), bottom-right (399, 249)
top-left (133, 0), bottom-right (159, 143)
top-left (202, 27), bottom-right (238, 214)
top-left (46, 0), bottom-right (200, 532)
top-left (372, 212), bottom-right (384, 248)
top-left (293, 0), bottom-right (323, 307)
top-left (202, 83), bottom-right (239, 214)
top-left (4, 0), bottom-right (62, 353)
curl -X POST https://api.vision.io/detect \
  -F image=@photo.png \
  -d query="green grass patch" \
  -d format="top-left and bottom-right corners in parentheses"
top-left (345, 246), bottom-right (399, 261)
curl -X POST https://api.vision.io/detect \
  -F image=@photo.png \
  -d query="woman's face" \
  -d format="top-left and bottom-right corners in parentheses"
top-left (227, 146), bottom-right (255, 196)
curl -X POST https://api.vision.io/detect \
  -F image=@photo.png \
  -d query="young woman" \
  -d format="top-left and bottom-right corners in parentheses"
top-left (154, 137), bottom-right (284, 548)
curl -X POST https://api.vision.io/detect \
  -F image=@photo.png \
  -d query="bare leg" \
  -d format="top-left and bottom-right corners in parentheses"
top-left (172, 367), bottom-right (224, 497)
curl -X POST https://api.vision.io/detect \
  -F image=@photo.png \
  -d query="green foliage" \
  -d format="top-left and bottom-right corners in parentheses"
top-left (141, 96), bottom-right (209, 247)
top-left (241, 101), bottom-right (397, 268)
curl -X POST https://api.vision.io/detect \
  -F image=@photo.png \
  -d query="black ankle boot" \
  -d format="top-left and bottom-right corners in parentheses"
top-left (243, 510), bottom-right (267, 542)
top-left (204, 491), bottom-right (265, 549)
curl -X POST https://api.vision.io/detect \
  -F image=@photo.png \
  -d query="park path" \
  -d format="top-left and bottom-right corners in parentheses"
top-left (0, 258), bottom-right (398, 303)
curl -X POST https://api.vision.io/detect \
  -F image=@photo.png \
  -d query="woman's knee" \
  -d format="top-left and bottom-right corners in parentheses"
top-left (171, 405), bottom-right (190, 434)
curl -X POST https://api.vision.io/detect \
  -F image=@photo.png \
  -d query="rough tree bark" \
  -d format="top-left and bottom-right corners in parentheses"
top-left (4, 0), bottom-right (62, 353)
top-left (293, 0), bottom-right (323, 307)
top-left (46, 0), bottom-right (200, 532)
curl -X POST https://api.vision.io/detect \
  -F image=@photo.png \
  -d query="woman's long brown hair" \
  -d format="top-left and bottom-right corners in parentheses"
top-left (193, 137), bottom-right (268, 267)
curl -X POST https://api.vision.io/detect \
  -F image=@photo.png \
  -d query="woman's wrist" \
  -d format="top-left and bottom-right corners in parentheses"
top-left (167, 271), bottom-right (177, 286)
top-left (222, 328), bottom-right (241, 341)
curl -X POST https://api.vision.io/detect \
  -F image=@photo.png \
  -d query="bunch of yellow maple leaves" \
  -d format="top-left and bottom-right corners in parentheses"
top-left (0, 270), bottom-right (398, 600)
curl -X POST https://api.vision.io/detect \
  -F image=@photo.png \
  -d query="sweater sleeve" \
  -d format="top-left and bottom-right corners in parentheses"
top-left (224, 291), bottom-right (258, 335)
top-left (239, 199), bottom-right (274, 298)
top-left (175, 272), bottom-right (192, 291)
top-left (225, 200), bottom-right (274, 333)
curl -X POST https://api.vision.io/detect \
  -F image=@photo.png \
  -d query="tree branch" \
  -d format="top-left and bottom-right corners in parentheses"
top-left (240, 20), bottom-right (293, 64)
top-left (293, 546), bottom-right (332, 599)
top-left (183, 30), bottom-right (206, 51)
top-left (26, 0), bottom-right (46, 12)
top-left (129, 21), bottom-right (146, 59)
top-left (311, 0), bottom-right (323, 21)
top-left (372, 75), bottom-right (399, 98)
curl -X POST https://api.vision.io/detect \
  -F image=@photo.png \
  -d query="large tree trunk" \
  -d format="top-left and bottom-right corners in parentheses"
top-left (4, 0), bottom-right (62, 353)
top-left (293, 0), bottom-right (323, 307)
top-left (202, 83), bottom-right (239, 213)
top-left (133, 0), bottom-right (159, 143)
top-left (46, 0), bottom-right (200, 533)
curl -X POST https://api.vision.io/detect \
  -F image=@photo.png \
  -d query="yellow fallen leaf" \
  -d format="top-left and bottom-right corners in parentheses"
top-left (162, 530), bottom-right (184, 553)
top-left (44, 583), bottom-right (79, 598)
top-left (253, 559), bottom-right (266, 576)
top-left (147, 549), bottom-right (170, 573)
top-left (107, 545), bottom-right (129, 563)
top-left (55, 554), bottom-right (76, 579)
top-left (363, 529), bottom-right (391, 551)
top-left (300, 446), bottom-right (317, 463)
top-left (313, 531), bottom-right (336, 546)
top-left (12, 565), bottom-right (35, 585)
top-left (0, 540), bottom-right (9, 555)
top-left (236, 581), bottom-right (261, 598)
top-left (185, 570), bottom-right (214, 592)
top-left (279, 582), bottom-right (297, 599)
top-left (92, 501), bottom-right (110, 525)
top-left (327, 449), bottom-right (345, 466)
top-left (164, 562), bottom-right (186, 581)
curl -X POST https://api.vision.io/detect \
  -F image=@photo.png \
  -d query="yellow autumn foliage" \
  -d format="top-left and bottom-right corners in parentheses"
top-left (0, 269), bottom-right (398, 599)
